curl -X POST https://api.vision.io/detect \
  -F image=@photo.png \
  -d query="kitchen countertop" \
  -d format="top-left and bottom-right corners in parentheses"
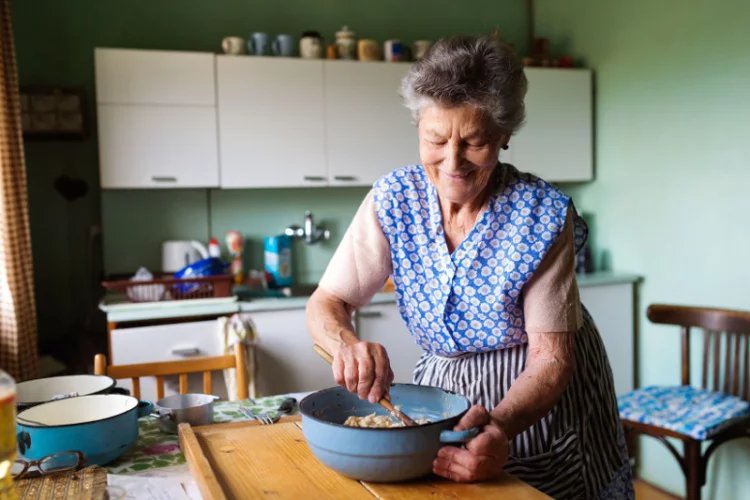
top-left (100, 271), bottom-right (640, 324)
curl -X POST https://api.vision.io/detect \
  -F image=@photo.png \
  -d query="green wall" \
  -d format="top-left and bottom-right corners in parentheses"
top-left (537, 0), bottom-right (750, 497)
top-left (12, 0), bottom-right (528, 349)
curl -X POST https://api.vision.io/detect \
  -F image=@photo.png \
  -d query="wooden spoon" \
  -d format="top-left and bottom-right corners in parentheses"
top-left (313, 344), bottom-right (417, 427)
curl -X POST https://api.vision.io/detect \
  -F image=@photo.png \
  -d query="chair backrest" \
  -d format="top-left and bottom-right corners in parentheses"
top-left (94, 342), bottom-right (248, 400)
top-left (648, 304), bottom-right (750, 400)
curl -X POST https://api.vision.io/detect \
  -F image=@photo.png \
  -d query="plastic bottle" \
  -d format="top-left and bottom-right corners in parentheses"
top-left (208, 237), bottom-right (221, 258)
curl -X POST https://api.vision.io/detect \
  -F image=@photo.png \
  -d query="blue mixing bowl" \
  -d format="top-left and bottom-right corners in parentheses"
top-left (299, 383), bottom-right (478, 482)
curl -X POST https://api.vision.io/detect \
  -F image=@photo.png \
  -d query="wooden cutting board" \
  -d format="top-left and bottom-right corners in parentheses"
top-left (179, 416), bottom-right (550, 500)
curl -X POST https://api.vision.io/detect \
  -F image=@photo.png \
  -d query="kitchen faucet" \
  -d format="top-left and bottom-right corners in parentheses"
top-left (285, 211), bottom-right (330, 245)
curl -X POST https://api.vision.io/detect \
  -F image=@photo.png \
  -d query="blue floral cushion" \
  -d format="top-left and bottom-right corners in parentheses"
top-left (618, 385), bottom-right (750, 440)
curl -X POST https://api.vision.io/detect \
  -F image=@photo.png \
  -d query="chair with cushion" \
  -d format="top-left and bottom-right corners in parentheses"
top-left (618, 304), bottom-right (750, 500)
top-left (94, 342), bottom-right (248, 400)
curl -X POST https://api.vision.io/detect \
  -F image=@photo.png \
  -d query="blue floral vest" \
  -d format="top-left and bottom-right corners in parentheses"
top-left (372, 164), bottom-right (584, 356)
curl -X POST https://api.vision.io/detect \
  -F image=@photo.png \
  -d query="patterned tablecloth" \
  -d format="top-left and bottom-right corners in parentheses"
top-left (106, 395), bottom-right (299, 475)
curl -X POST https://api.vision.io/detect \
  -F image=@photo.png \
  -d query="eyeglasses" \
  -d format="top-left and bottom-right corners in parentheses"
top-left (11, 450), bottom-right (85, 480)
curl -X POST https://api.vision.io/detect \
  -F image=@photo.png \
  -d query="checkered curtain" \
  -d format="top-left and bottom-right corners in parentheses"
top-left (0, 0), bottom-right (38, 381)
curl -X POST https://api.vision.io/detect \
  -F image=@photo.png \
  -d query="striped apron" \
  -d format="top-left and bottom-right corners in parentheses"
top-left (414, 306), bottom-right (634, 499)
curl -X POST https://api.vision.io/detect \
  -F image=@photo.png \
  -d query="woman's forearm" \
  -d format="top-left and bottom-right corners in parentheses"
top-left (490, 331), bottom-right (576, 440)
top-left (305, 288), bottom-right (359, 354)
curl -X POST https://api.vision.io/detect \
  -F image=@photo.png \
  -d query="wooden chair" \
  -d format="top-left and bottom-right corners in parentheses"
top-left (619, 304), bottom-right (750, 500)
top-left (94, 342), bottom-right (248, 400)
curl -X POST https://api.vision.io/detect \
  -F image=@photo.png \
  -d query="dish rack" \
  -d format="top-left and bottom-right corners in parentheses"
top-left (101, 274), bottom-right (234, 303)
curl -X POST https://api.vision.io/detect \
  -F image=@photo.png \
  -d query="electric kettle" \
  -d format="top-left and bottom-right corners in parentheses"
top-left (161, 240), bottom-right (209, 273)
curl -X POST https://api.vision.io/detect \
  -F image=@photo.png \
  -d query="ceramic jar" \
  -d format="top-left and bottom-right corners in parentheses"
top-left (299, 31), bottom-right (322, 59)
top-left (335, 25), bottom-right (356, 60)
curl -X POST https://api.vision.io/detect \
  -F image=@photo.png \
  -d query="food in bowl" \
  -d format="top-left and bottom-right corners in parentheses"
top-left (343, 412), bottom-right (431, 428)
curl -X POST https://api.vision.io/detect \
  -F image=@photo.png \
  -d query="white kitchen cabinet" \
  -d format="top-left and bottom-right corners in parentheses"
top-left (97, 105), bottom-right (219, 188)
top-left (95, 48), bottom-right (219, 188)
top-left (356, 303), bottom-right (424, 383)
top-left (578, 276), bottom-right (637, 395)
top-left (250, 308), bottom-right (334, 395)
top-left (109, 320), bottom-right (227, 401)
top-left (505, 68), bottom-right (593, 182)
top-left (324, 61), bottom-right (418, 186)
top-left (216, 56), bottom-right (328, 188)
top-left (217, 58), bottom-right (416, 188)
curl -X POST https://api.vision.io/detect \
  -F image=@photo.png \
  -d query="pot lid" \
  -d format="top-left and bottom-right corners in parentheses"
top-left (16, 374), bottom-right (115, 405)
top-left (335, 25), bottom-right (355, 38)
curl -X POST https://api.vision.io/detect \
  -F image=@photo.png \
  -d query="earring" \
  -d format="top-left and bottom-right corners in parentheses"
top-left (502, 144), bottom-right (509, 150)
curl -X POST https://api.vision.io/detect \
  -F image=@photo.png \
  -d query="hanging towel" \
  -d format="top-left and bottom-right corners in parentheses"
top-left (217, 313), bottom-right (259, 400)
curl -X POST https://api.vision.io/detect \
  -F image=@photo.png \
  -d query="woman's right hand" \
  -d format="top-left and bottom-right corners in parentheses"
top-left (332, 341), bottom-right (394, 403)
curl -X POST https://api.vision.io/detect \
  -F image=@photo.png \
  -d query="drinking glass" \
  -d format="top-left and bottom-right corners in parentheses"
top-left (0, 370), bottom-right (17, 500)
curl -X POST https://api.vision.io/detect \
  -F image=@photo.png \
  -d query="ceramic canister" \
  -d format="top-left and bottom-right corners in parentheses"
top-left (383, 39), bottom-right (405, 62)
top-left (299, 31), bottom-right (322, 59)
top-left (272, 34), bottom-right (295, 57)
top-left (248, 32), bottom-right (270, 56)
top-left (335, 26), bottom-right (356, 60)
top-left (222, 36), bottom-right (246, 55)
top-left (357, 39), bottom-right (380, 61)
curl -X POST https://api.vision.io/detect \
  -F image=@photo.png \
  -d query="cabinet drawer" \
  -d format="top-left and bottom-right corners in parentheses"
top-left (95, 48), bottom-right (215, 105)
top-left (109, 320), bottom-right (227, 401)
top-left (110, 320), bottom-right (223, 364)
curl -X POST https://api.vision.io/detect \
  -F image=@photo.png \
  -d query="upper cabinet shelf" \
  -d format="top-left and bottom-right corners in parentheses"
top-left (95, 49), bottom-right (593, 189)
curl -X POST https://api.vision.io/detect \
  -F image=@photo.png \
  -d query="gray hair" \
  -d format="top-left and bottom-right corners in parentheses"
top-left (401, 35), bottom-right (528, 134)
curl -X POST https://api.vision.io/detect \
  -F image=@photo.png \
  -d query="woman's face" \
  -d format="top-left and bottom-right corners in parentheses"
top-left (419, 104), bottom-right (506, 207)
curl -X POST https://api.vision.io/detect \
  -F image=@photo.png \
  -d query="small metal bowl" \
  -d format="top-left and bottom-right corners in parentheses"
top-left (153, 393), bottom-right (216, 433)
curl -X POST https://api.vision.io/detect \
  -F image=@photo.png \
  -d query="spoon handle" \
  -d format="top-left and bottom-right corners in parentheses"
top-left (312, 344), bottom-right (417, 427)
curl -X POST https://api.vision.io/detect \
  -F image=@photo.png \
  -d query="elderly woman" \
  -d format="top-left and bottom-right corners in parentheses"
top-left (306, 35), bottom-right (632, 499)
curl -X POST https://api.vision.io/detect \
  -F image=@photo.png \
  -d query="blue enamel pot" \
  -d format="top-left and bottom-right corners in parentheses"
top-left (299, 383), bottom-right (478, 482)
top-left (16, 394), bottom-right (152, 465)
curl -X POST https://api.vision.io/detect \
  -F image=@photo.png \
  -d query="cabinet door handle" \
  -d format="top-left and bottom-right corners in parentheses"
top-left (303, 175), bottom-right (327, 182)
top-left (171, 347), bottom-right (200, 356)
top-left (333, 175), bottom-right (357, 182)
top-left (357, 310), bottom-right (382, 318)
top-left (152, 176), bottom-right (178, 183)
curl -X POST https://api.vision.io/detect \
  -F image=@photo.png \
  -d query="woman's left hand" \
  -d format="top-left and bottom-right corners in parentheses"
top-left (432, 405), bottom-right (509, 482)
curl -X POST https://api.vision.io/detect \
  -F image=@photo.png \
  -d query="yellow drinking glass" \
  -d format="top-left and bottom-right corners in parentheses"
top-left (0, 370), bottom-right (17, 500)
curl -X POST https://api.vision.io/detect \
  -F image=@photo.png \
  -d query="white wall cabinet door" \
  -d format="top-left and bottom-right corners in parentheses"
top-left (217, 56), bottom-right (328, 188)
top-left (250, 308), bottom-right (333, 395)
top-left (95, 48), bottom-right (215, 105)
top-left (505, 68), bottom-right (592, 182)
top-left (97, 105), bottom-right (219, 188)
top-left (95, 48), bottom-right (219, 188)
top-left (578, 282), bottom-right (635, 395)
top-left (356, 303), bottom-right (423, 384)
top-left (324, 61), bottom-right (419, 187)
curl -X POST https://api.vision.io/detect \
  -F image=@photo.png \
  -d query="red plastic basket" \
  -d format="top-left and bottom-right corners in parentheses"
top-left (101, 274), bottom-right (234, 303)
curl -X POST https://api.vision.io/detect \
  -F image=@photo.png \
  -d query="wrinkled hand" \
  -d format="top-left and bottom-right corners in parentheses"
top-left (433, 405), bottom-right (509, 482)
top-left (333, 341), bottom-right (394, 403)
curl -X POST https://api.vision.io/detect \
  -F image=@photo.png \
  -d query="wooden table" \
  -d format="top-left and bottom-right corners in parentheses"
top-left (179, 416), bottom-right (550, 499)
